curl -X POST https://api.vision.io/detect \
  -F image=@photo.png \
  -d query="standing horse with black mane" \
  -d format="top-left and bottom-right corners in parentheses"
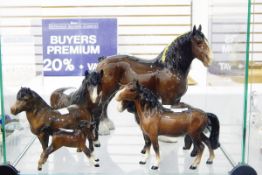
top-left (50, 70), bottom-right (104, 147)
top-left (95, 25), bottom-right (212, 135)
top-left (115, 81), bottom-right (220, 170)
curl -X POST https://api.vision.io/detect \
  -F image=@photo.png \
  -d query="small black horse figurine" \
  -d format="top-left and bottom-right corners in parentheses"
top-left (115, 81), bottom-right (220, 170)
top-left (50, 70), bottom-right (104, 147)
top-left (96, 25), bottom-right (212, 135)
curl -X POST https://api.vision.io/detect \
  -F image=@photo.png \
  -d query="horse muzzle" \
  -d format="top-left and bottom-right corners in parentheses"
top-left (10, 106), bottom-right (19, 115)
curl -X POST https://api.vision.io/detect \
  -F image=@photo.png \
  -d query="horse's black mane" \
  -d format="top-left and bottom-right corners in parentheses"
top-left (18, 87), bottom-right (49, 107)
top-left (99, 31), bottom-right (195, 75)
top-left (158, 32), bottom-right (194, 74)
top-left (70, 70), bottom-right (102, 104)
top-left (136, 84), bottom-right (171, 113)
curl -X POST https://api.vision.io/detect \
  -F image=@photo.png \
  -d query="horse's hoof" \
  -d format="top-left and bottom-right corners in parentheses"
top-left (95, 158), bottom-right (100, 162)
top-left (38, 167), bottom-right (42, 171)
top-left (98, 122), bottom-right (110, 135)
top-left (106, 118), bottom-right (115, 130)
top-left (151, 166), bottom-right (159, 170)
top-left (94, 143), bottom-right (101, 147)
top-left (183, 146), bottom-right (189, 150)
top-left (139, 161), bottom-right (146, 165)
top-left (206, 160), bottom-right (213, 164)
top-left (76, 148), bottom-right (82, 152)
top-left (141, 149), bottom-right (146, 154)
top-left (190, 150), bottom-right (197, 157)
top-left (189, 165), bottom-right (197, 170)
top-left (94, 164), bottom-right (100, 167)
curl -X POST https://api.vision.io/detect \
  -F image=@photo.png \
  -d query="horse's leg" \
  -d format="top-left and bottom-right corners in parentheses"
top-left (141, 134), bottom-right (151, 154)
top-left (98, 100), bottom-right (111, 135)
top-left (151, 137), bottom-right (160, 170)
top-left (183, 134), bottom-right (192, 150)
top-left (38, 143), bottom-right (60, 171)
top-left (82, 145), bottom-right (99, 167)
top-left (183, 135), bottom-right (197, 157)
top-left (37, 133), bottom-right (49, 159)
top-left (190, 135), bottom-right (205, 170)
top-left (93, 115), bottom-right (101, 147)
top-left (201, 133), bottom-right (215, 164)
top-left (88, 137), bottom-right (99, 162)
top-left (139, 134), bottom-right (151, 165)
top-left (37, 133), bottom-right (49, 151)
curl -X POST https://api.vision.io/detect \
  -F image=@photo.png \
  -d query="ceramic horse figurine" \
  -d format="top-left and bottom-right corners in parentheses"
top-left (118, 100), bottom-right (220, 157)
top-left (38, 120), bottom-right (99, 170)
top-left (10, 87), bottom-right (97, 167)
top-left (50, 70), bottom-right (104, 147)
top-left (115, 81), bottom-right (220, 170)
top-left (95, 25), bottom-right (212, 135)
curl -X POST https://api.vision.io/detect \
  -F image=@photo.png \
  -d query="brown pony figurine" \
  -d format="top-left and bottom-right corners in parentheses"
top-left (38, 120), bottom-right (99, 171)
top-left (10, 87), bottom-right (97, 168)
top-left (115, 81), bottom-right (220, 170)
top-left (118, 100), bottom-right (220, 158)
top-left (96, 25), bottom-right (212, 135)
top-left (50, 70), bottom-right (103, 147)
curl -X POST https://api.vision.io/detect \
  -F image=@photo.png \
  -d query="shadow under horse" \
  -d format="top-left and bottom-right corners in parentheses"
top-left (10, 87), bottom-right (97, 170)
top-left (96, 25), bottom-right (212, 135)
top-left (50, 70), bottom-right (104, 147)
top-left (115, 81), bottom-right (220, 170)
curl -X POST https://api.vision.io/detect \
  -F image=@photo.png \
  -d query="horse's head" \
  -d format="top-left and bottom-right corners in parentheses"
top-left (115, 81), bottom-right (140, 112)
top-left (190, 25), bottom-right (212, 67)
top-left (78, 120), bottom-right (97, 140)
top-left (83, 70), bottom-right (103, 103)
top-left (10, 87), bottom-right (34, 115)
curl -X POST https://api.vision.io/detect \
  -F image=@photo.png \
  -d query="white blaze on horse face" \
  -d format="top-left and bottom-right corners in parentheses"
top-left (90, 86), bottom-right (98, 103)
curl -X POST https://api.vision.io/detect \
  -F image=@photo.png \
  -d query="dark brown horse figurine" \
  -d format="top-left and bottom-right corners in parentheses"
top-left (38, 120), bottom-right (99, 170)
top-left (96, 25), bottom-right (212, 134)
top-left (115, 81), bottom-right (220, 170)
top-left (50, 70), bottom-right (103, 147)
top-left (10, 87), bottom-right (97, 168)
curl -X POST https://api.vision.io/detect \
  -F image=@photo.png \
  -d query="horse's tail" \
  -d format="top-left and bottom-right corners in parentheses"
top-left (206, 112), bottom-right (220, 149)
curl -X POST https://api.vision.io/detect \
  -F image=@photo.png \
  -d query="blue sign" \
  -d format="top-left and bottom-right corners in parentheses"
top-left (42, 19), bottom-right (117, 76)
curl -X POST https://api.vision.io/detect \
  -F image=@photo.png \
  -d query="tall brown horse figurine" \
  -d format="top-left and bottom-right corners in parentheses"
top-left (115, 81), bottom-right (220, 170)
top-left (38, 120), bottom-right (99, 171)
top-left (96, 25), bottom-right (212, 135)
top-left (50, 70), bottom-right (103, 147)
top-left (10, 87), bottom-right (97, 165)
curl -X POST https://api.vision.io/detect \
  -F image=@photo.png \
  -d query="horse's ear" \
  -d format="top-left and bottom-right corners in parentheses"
top-left (192, 25), bottom-right (196, 35)
top-left (198, 24), bottom-right (202, 32)
top-left (85, 70), bottom-right (89, 77)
